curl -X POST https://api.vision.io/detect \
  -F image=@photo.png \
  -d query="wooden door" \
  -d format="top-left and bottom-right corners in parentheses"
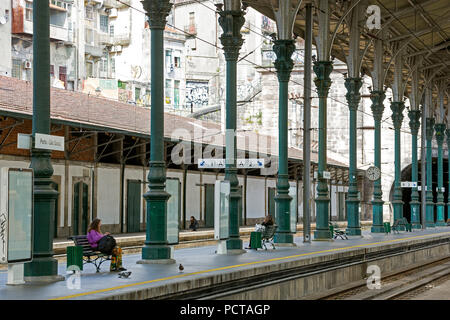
top-left (126, 180), bottom-right (141, 233)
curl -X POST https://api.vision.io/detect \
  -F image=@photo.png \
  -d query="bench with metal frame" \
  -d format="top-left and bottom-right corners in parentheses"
top-left (69, 235), bottom-right (111, 273)
top-left (391, 217), bottom-right (412, 234)
top-left (261, 225), bottom-right (278, 250)
top-left (329, 222), bottom-right (348, 240)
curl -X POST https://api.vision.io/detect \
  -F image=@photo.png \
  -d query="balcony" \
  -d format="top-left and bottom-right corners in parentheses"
top-left (50, 25), bottom-right (70, 42)
top-left (103, 0), bottom-right (116, 8)
top-left (115, 0), bottom-right (131, 8)
top-left (85, 44), bottom-right (104, 58)
top-left (184, 24), bottom-right (197, 37)
top-left (98, 33), bottom-right (130, 46)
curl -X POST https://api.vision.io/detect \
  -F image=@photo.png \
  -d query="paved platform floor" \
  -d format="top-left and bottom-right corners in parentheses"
top-left (0, 227), bottom-right (449, 300)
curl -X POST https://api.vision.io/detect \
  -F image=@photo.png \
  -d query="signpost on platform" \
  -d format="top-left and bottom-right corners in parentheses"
top-left (17, 133), bottom-right (65, 152)
top-left (214, 180), bottom-right (230, 254)
top-left (198, 158), bottom-right (264, 169)
top-left (401, 182), bottom-right (418, 188)
top-left (0, 168), bottom-right (34, 285)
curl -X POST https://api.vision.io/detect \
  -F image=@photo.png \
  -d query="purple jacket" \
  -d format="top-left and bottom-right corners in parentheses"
top-left (87, 230), bottom-right (103, 248)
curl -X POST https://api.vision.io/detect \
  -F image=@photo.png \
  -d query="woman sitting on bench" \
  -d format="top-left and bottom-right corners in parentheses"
top-left (87, 218), bottom-right (127, 272)
top-left (245, 215), bottom-right (274, 249)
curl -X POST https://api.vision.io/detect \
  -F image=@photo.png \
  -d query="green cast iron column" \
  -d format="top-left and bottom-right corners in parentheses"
top-left (435, 123), bottom-right (446, 226)
top-left (408, 110), bottom-right (421, 229)
top-left (218, 7), bottom-right (246, 251)
top-left (425, 118), bottom-right (435, 227)
top-left (313, 61), bottom-right (333, 240)
top-left (273, 40), bottom-right (295, 245)
top-left (446, 129), bottom-right (450, 221)
top-left (345, 77), bottom-right (363, 236)
top-left (140, 0), bottom-right (174, 263)
top-left (24, 0), bottom-right (61, 281)
top-left (370, 91), bottom-right (385, 233)
top-left (391, 101), bottom-right (405, 229)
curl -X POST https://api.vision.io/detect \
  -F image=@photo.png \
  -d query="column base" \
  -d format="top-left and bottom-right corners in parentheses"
top-left (137, 259), bottom-right (176, 265)
top-left (436, 203), bottom-right (445, 226)
top-left (371, 199), bottom-right (384, 233)
top-left (274, 233), bottom-right (294, 245)
top-left (314, 228), bottom-right (332, 240)
top-left (426, 201), bottom-right (435, 228)
top-left (24, 275), bottom-right (65, 284)
top-left (371, 225), bottom-right (385, 233)
top-left (410, 200), bottom-right (421, 230)
top-left (226, 237), bottom-right (243, 251)
top-left (345, 227), bottom-right (362, 236)
top-left (24, 257), bottom-right (60, 279)
top-left (141, 245), bottom-right (174, 262)
top-left (346, 198), bottom-right (361, 236)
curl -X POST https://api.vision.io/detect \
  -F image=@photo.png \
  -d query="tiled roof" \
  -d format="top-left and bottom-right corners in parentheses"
top-left (0, 76), bottom-right (348, 168)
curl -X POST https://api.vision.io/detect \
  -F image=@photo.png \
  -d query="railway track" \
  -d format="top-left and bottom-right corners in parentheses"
top-left (321, 257), bottom-right (450, 300)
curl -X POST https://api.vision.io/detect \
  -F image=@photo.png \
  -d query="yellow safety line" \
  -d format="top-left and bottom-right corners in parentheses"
top-left (52, 231), bottom-right (450, 300)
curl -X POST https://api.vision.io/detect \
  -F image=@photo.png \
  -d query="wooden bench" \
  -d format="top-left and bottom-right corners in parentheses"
top-left (68, 235), bottom-right (111, 273)
top-left (329, 223), bottom-right (348, 240)
top-left (261, 225), bottom-right (278, 250)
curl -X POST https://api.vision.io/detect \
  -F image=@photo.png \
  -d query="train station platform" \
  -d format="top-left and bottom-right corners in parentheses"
top-left (51, 220), bottom-right (373, 255)
top-left (0, 226), bottom-right (449, 300)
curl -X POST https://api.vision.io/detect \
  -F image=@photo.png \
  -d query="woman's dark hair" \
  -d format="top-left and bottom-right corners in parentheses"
top-left (88, 218), bottom-right (101, 233)
top-left (266, 215), bottom-right (274, 224)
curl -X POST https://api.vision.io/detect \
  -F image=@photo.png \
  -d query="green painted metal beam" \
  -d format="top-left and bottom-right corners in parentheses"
top-left (435, 123), bottom-right (446, 226)
top-left (345, 77), bottom-right (362, 236)
top-left (370, 91), bottom-right (385, 233)
top-left (313, 61), bottom-right (333, 240)
top-left (140, 0), bottom-right (174, 263)
top-left (408, 110), bottom-right (421, 229)
top-left (273, 39), bottom-right (295, 245)
top-left (24, 0), bottom-right (62, 282)
top-left (218, 6), bottom-right (246, 252)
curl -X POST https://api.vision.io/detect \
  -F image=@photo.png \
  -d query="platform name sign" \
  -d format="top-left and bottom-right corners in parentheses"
top-left (17, 133), bottom-right (64, 152)
top-left (237, 159), bottom-right (264, 169)
top-left (198, 159), bottom-right (225, 169)
top-left (0, 168), bottom-right (34, 285)
top-left (401, 182), bottom-right (418, 188)
top-left (198, 159), bottom-right (264, 169)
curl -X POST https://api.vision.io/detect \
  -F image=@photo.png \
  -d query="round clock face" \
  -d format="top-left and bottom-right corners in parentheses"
top-left (366, 166), bottom-right (381, 181)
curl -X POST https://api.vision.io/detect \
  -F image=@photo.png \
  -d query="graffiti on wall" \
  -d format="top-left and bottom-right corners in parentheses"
top-left (186, 81), bottom-right (209, 109)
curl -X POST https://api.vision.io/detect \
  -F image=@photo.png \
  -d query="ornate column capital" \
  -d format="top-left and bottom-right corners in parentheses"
top-left (344, 77), bottom-right (363, 111)
top-left (370, 90), bottom-right (385, 122)
top-left (141, 0), bottom-right (172, 29)
top-left (313, 61), bottom-right (333, 98)
top-left (435, 123), bottom-right (446, 146)
top-left (390, 101), bottom-right (405, 130)
top-left (407, 110), bottom-right (421, 136)
top-left (426, 118), bottom-right (435, 140)
top-left (273, 39), bottom-right (296, 82)
top-left (30, 148), bottom-right (54, 178)
top-left (218, 9), bottom-right (246, 61)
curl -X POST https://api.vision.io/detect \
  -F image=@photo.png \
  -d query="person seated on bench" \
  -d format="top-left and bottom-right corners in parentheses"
top-left (87, 218), bottom-right (126, 272)
top-left (246, 215), bottom-right (274, 249)
top-left (189, 216), bottom-right (199, 231)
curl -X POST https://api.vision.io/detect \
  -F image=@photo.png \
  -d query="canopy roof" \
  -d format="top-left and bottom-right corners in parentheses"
top-left (245, 0), bottom-right (450, 118)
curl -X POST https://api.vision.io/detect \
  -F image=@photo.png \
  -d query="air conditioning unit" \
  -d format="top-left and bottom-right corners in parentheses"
top-left (23, 60), bottom-right (32, 69)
